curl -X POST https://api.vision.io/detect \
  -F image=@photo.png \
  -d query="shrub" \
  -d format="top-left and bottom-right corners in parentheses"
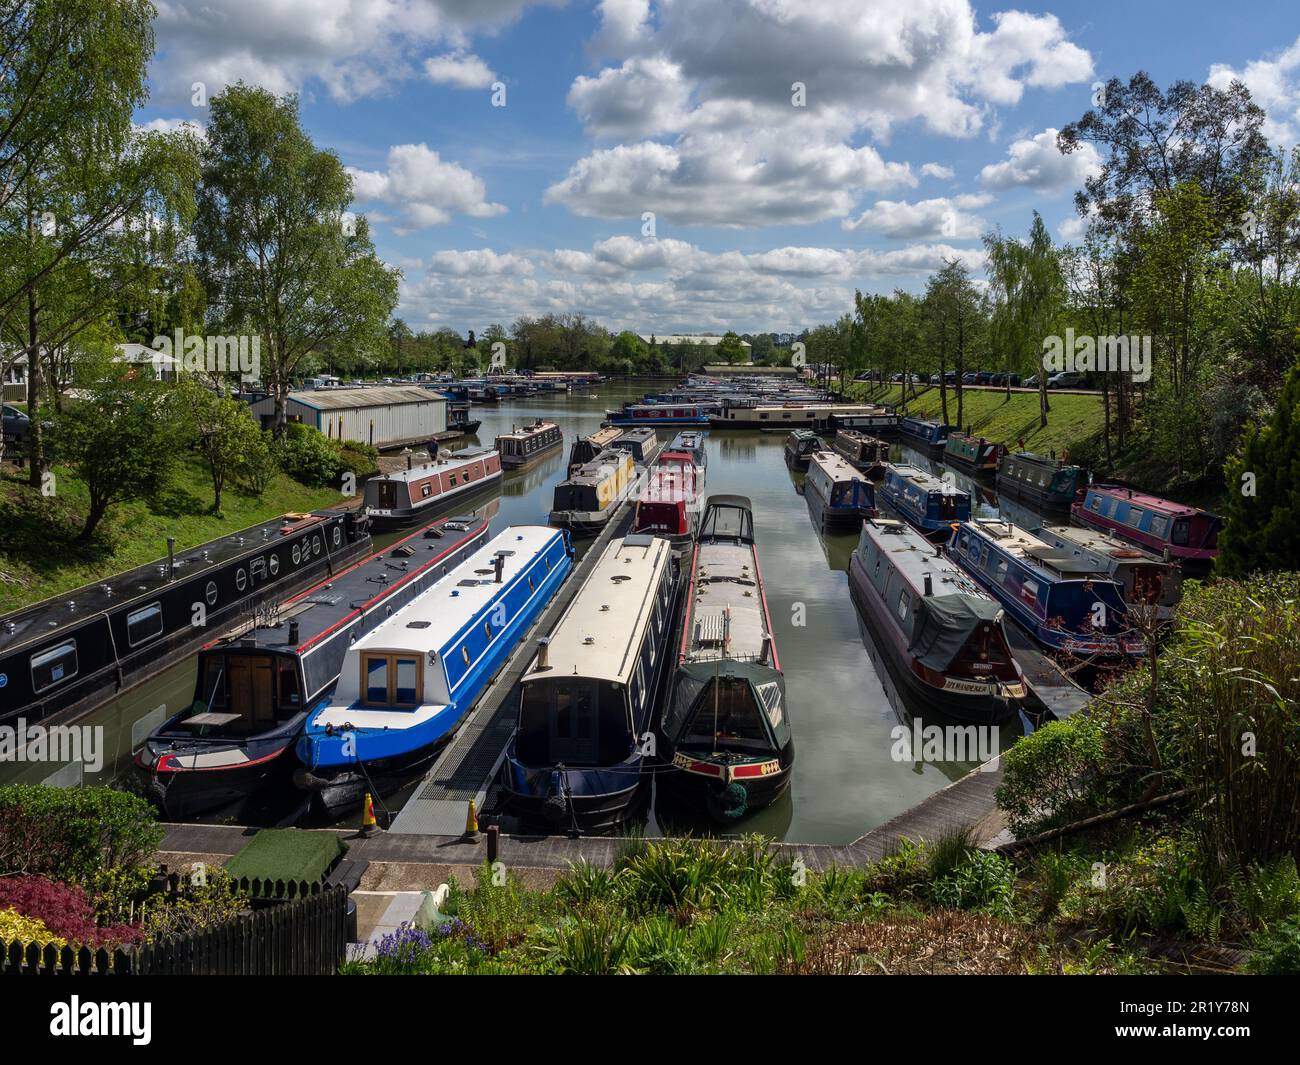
top-left (272, 423), bottom-right (345, 487)
top-left (338, 439), bottom-right (379, 480)
top-left (926, 850), bottom-right (1016, 918)
top-left (1247, 917), bottom-right (1300, 975)
top-left (0, 908), bottom-right (66, 950)
top-left (0, 785), bottom-right (162, 887)
top-left (996, 716), bottom-right (1112, 836)
top-left (0, 875), bottom-right (143, 948)
top-left (237, 430), bottom-right (279, 495)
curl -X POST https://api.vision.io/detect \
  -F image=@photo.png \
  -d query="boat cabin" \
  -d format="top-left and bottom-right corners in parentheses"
top-left (1071, 485), bottom-right (1220, 569)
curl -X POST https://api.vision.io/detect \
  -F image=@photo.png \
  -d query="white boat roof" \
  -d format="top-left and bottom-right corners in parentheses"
top-left (352, 525), bottom-right (561, 655)
top-left (376, 446), bottom-right (495, 485)
top-left (686, 540), bottom-right (769, 661)
top-left (1039, 523), bottom-right (1169, 565)
top-left (887, 462), bottom-right (947, 492)
top-left (523, 534), bottom-right (672, 685)
top-left (964, 519), bottom-right (1105, 577)
top-left (495, 420), bottom-right (558, 441)
top-left (809, 450), bottom-right (867, 483)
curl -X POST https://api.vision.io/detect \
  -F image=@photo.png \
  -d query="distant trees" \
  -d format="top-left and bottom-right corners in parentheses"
top-left (923, 260), bottom-right (984, 429)
top-left (715, 331), bottom-right (746, 365)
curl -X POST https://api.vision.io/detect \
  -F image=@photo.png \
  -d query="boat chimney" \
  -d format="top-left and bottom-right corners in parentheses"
top-left (923, 573), bottom-right (933, 596)
top-left (167, 537), bottom-right (176, 580)
top-left (536, 636), bottom-right (551, 671)
top-left (406, 448), bottom-right (413, 470)
top-left (493, 553), bottom-right (505, 583)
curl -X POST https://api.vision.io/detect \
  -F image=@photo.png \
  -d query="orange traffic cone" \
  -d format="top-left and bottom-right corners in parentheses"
top-left (361, 792), bottom-right (379, 837)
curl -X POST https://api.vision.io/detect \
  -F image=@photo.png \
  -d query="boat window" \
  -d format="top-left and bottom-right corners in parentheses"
top-left (361, 652), bottom-right (423, 707)
top-left (31, 640), bottom-right (78, 693)
top-left (681, 677), bottom-right (772, 753)
top-left (1171, 519), bottom-right (1190, 546)
top-left (995, 560), bottom-right (1009, 585)
top-left (126, 602), bottom-right (164, 648)
top-left (897, 592), bottom-right (908, 621)
top-left (278, 658), bottom-right (302, 713)
top-left (1150, 515), bottom-right (1169, 538)
top-left (1021, 578), bottom-right (1039, 605)
top-left (1125, 507), bottom-right (1144, 528)
top-left (1087, 494), bottom-right (1100, 512)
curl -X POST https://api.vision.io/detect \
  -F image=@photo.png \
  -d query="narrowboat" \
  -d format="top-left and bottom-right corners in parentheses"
top-left (293, 525), bottom-right (574, 815)
top-left (605, 402), bottom-right (712, 427)
top-left (878, 463), bottom-right (970, 540)
top-left (364, 447), bottom-right (501, 530)
top-left (947, 520), bottom-right (1144, 660)
top-left (549, 448), bottom-right (637, 536)
top-left (633, 478), bottom-right (700, 546)
top-left (610, 426), bottom-right (664, 467)
top-left (658, 429), bottom-right (708, 487)
top-left (710, 402), bottom-right (887, 430)
top-left (501, 534), bottom-right (678, 831)
top-left (831, 429), bottom-right (890, 477)
top-left (567, 426), bottom-right (623, 472)
top-left (1071, 485), bottom-right (1221, 574)
top-left (897, 417), bottom-right (951, 455)
top-left (494, 420), bottom-right (563, 469)
top-left (835, 411), bottom-right (900, 433)
top-left (658, 495), bottom-right (792, 821)
top-left (443, 396), bottom-right (481, 436)
top-left (1038, 524), bottom-right (1182, 622)
top-left (783, 428), bottom-right (819, 470)
top-left (803, 451), bottom-right (876, 532)
top-left (995, 451), bottom-right (1085, 511)
top-left (943, 433), bottom-right (1005, 476)
top-left (848, 518), bottom-right (1024, 722)
top-left (134, 510), bottom-right (494, 818)
top-left (0, 510), bottom-right (370, 731)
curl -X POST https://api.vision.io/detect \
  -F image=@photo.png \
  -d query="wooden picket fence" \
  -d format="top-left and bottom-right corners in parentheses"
top-left (0, 883), bottom-right (349, 975)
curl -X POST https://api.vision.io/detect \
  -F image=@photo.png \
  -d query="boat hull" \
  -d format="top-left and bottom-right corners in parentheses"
top-left (366, 474), bottom-right (501, 530)
top-left (656, 747), bottom-right (794, 818)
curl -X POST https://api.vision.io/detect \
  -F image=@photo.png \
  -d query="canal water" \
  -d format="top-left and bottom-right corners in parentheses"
top-left (3, 383), bottom-right (1056, 844)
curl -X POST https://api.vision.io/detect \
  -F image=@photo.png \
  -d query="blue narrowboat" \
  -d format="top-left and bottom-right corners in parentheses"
top-left (604, 401), bottom-right (712, 427)
top-left (897, 417), bottom-right (952, 455)
top-left (878, 463), bottom-right (970, 540)
top-left (293, 525), bottom-right (574, 815)
top-left (803, 451), bottom-right (876, 532)
top-left (946, 519), bottom-right (1144, 660)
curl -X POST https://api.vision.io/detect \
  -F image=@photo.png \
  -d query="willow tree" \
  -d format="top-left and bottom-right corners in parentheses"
top-left (195, 85), bottom-right (399, 435)
top-left (983, 213), bottom-right (1064, 429)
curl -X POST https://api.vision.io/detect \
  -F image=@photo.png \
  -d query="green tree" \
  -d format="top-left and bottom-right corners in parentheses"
top-left (175, 377), bottom-right (268, 514)
top-left (50, 358), bottom-right (181, 541)
top-left (716, 331), bottom-right (746, 366)
top-left (1218, 359), bottom-right (1300, 576)
top-left (194, 84), bottom-right (399, 435)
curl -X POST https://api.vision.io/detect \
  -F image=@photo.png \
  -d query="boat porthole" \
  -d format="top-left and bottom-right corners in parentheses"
top-left (235, 568), bottom-right (247, 592)
top-left (205, 581), bottom-right (218, 606)
top-left (333, 527), bottom-right (341, 547)
top-left (483, 621), bottom-right (492, 640)
top-left (313, 535), bottom-right (322, 556)
top-left (292, 544), bottom-right (302, 565)
top-left (528, 577), bottom-right (534, 591)
top-left (269, 554), bottom-right (280, 576)
top-left (462, 647), bottom-right (470, 666)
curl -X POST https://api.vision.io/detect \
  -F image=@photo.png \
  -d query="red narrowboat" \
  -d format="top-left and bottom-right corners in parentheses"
top-left (1071, 484), bottom-right (1221, 573)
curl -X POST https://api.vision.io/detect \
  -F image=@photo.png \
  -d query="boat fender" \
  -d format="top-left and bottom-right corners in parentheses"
top-left (707, 781), bottom-right (749, 821)
top-left (541, 793), bottom-right (568, 826)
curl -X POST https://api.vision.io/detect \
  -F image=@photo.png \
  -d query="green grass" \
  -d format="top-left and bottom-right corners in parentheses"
top-left (847, 381), bottom-right (1105, 457)
top-left (225, 829), bottom-right (346, 884)
top-left (0, 457), bottom-right (343, 612)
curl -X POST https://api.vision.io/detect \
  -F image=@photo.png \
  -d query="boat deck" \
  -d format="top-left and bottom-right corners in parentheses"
top-left (388, 505), bottom-right (636, 835)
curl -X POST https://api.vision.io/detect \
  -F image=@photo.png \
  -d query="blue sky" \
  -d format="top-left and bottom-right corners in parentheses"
top-left (137, 0), bottom-right (1300, 335)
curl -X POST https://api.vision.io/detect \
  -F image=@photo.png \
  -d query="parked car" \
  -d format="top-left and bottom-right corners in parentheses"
top-left (962, 372), bottom-right (977, 384)
top-left (989, 373), bottom-right (1006, 386)
top-left (975, 371), bottom-right (993, 385)
top-left (1006, 373), bottom-right (1021, 387)
top-left (2, 403), bottom-right (29, 444)
top-left (1048, 371), bottom-right (1086, 389)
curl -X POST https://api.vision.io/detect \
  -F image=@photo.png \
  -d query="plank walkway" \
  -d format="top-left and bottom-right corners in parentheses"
top-left (387, 499), bottom-right (636, 836)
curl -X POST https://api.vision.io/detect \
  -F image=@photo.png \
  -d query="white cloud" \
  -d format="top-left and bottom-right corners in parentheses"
top-left (132, 116), bottom-right (205, 136)
top-left (1208, 36), bottom-right (1300, 144)
top-left (348, 143), bottom-right (506, 233)
top-left (979, 127), bottom-right (1100, 191)
top-left (399, 236), bottom-right (985, 332)
top-left (424, 51), bottom-right (497, 89)
top-left (547, 0), bottom-right (1093, 227)
top-left (149, 0), bottom-right (554, 105)
top-left (921, 162), bottom-right (956, 180)
top-left (842, 193), bottom-right (992, 239)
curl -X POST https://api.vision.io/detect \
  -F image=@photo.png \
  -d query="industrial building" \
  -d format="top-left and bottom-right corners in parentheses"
top-left (249, 386), bottom-right (447, 449)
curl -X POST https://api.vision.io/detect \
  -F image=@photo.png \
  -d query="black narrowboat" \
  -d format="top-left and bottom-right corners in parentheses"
top-left (783, 429), bottom-right (819, 470)
top-left (995, 451), bottom-right (1085, 510)
top-left (0, 511), bottom-right (370, 732)
top-left (831, 429), bottom-right (890, 477)
top-left (897, 417), bottom-right (951, 455)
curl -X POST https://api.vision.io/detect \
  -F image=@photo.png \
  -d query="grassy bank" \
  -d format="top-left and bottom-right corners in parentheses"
top-left (0, 458), bottom-right (344, 613)
top-left (846, 381), bottom-right (1105, 457)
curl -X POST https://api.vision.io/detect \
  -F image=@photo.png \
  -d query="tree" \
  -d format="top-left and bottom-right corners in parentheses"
top-left (1217, 359), bottom-right (1300, 577)
top-left (924, 260), bottom-right (983, 428)
top-left (716, 331), bottom-right (746, 366)
top-left (388, 318), bottom-right (413, 373)
top-left (194, 84), bottom-right (398, 436)
top-left (175, 377), bottom-right (268, 514)
top-left (50, 359), bottom-right (180, 541)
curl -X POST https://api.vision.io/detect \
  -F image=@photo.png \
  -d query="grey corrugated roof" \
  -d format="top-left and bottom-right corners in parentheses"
top-left (288, 386), bottom-right (445, 410)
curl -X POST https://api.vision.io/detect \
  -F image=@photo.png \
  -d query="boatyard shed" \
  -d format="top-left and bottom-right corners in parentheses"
top-left (250, 386), bottom-right (446, 449)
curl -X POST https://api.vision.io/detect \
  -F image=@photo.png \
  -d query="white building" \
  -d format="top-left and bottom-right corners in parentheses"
top-left (248, 386), bottom-right (447, 449)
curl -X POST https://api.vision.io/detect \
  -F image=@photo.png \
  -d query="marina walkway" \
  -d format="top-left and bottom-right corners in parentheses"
top-left (386, 499), bottom-right (637, 836)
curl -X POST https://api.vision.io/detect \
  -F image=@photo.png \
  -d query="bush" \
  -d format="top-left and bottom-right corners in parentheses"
top-left (926, 850), bottom-right (1017, 918)
top-left (237, 430), bottom-right (279, 495)
top-left (338, 439), bottom-right (379, 480)
top-left (0, 785), bottom-right (162, 887)
top-left (0, 907), bottom-right (65, 949)
top-left (272, 423), bottom-right (346, 487)
top-left (996, 715), bottom-right (1114, 836)
top-left (0, 875), bottom-right (143, 949)
top-left (1247, 917), bottom-right (1300, 975)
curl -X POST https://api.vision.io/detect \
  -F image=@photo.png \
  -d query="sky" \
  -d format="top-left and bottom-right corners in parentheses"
top-left (135, 0), bottom-right (1300, 336)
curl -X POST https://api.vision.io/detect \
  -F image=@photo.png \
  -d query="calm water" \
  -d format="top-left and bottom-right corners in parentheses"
top-left (5, 383), bottom-right (1049, 844)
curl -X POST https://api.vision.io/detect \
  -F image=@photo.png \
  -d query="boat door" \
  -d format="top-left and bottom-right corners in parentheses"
top-left (228, 655), bottom-right (275, 730)
top-left (550, 680), bottom-right (600, 764)
top-left (375, 480), bottom-right (400, 509)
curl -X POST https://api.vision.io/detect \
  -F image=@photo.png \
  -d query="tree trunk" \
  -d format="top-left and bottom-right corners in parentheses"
top-left (76, 497), bottom-right (107, 543)
top-left (26, 285), bottom-right (44, 490)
